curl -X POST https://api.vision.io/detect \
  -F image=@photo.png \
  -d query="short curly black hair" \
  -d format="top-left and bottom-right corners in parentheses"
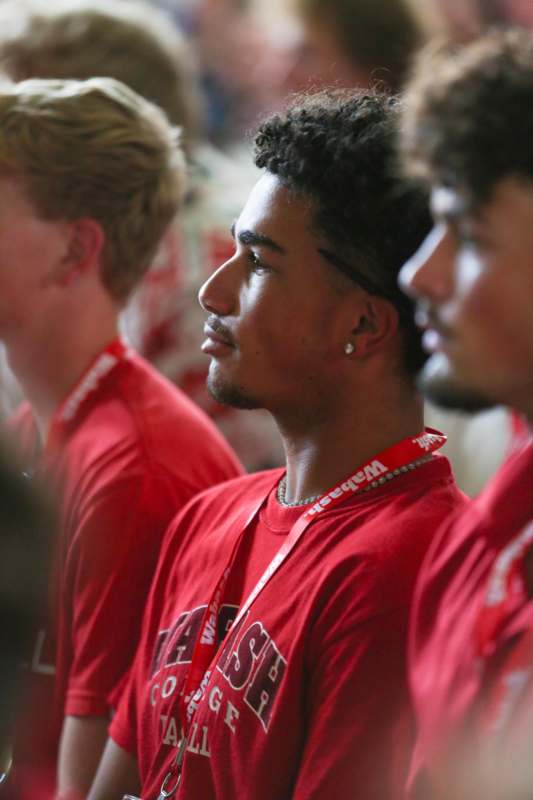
top-left (401, 28), bottom-right (533, 206)
top-left (253, 88), bottom-right (431, 376)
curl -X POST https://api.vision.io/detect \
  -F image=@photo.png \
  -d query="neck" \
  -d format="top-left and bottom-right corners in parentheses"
top-left (276, 384), bottom-right (424, 504)
top-left (6, 312), bottom-right (119, 441)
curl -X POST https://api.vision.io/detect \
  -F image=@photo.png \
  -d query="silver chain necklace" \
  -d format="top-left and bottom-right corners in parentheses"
top-left (276, 454), bottom-right (434, 508)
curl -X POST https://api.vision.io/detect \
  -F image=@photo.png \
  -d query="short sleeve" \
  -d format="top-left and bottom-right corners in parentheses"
top-left (64, 472), bottom-right (187, 717)
top-left (108, 506), bottom-right (191, 755)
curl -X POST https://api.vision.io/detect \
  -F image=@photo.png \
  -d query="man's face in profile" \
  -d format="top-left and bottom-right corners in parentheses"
top-left (198, 172), bottom-right (352, 419)
top-left (400, 178), bottom-right (533, 414)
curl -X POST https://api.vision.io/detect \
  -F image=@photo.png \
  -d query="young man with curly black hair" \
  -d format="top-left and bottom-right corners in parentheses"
top-left (89, 89), bottom-right (464, 800)
top-left (399, 29), bottom-right (533, 800)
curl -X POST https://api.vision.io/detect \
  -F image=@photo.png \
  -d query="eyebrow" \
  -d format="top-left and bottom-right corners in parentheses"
top-left (230, 220), bottom-right (286, 255)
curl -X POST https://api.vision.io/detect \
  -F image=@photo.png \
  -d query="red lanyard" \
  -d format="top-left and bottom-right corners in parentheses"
top-left (156, 428), bottom-right (447, 800)
top-left (42, 338), bottom-right (128, 457)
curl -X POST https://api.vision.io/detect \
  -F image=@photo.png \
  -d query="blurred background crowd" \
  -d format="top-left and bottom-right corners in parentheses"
top-left (2, 0), bottom-right (533, 766)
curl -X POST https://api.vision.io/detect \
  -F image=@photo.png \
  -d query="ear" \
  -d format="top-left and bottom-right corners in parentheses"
top-left (57, 218), bottom-right (105, 288)
top-left (347, 297), bottom-right (400, 359)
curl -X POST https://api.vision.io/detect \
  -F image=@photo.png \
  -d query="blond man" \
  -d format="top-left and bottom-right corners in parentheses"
top-left (0, 77), bottom-right (241, 800)
top-left (0, 0), bottom-right (283, 471)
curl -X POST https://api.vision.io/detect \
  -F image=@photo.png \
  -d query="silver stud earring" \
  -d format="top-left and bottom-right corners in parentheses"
top-left (344, 342), bottom-right (355, 355)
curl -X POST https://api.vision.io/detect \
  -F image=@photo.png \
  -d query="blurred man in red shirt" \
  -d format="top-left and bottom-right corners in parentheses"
top-left (400, 28), bottom-right (533, 800)
top-left (0, 76), bottom-right (241, 800)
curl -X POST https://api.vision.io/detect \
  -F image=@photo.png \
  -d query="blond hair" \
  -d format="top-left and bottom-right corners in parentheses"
top-left (0, 77), bottom-right (185, 302)
top-left (0, 0), bottom-right (202, 152)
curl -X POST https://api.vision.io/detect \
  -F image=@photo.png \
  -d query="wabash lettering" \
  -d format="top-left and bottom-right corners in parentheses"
top-left (150, 606), bottom-right (287, 735)
top-left (216, 616), bottom-right (287, 731)
top-left (200, 601), bottom-right (219, 646)
top-left (413, 431), bottom-right (445, 451)
top-left (151, 607), bottom-right (204, 676)
top-left (308, 458), bottom-right (388, 515)
top-left (222, 621), bottom-right (270, 690)
top-left (245, 639), bottom-right (287, 731)
top-left (216, 615), bottom-right (247, 675)
top-left (151, 605), bottom-right (240, 678)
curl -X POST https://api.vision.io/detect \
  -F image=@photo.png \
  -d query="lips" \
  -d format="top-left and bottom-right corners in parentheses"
top-left (202, 316), bottom-right (236, 355)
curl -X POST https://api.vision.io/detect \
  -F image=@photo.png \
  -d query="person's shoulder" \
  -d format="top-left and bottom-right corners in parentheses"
top-left (158, 468), bottom-right (284, 557)
top-left (324, 455), bottom-right (465, 536)
top-left (380, 455), bottom-right (468, 558)
top-left (400, 454), bottom-right (468, 521)
top-left (302, 456), bottom-right (467, 601)
top-left (73, 350), bottom-right (242, 483)
top-left (430, 435), bottom-right (533, 564)
top-left (114, 349), bottom-right (216, 429)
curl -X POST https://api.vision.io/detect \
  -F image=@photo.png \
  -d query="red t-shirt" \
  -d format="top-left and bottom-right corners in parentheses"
top-left (408, 435), bottom-right (533, 799)
top-left (7, 346), bottom-right (242, 792)
top-left (111, 455), bottom-right (463, 800)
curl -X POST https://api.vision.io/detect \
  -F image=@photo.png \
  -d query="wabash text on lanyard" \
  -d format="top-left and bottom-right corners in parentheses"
top-left (151, 428), bottom-right (447, 800)
top-left (33, 338), bottom-right (128, 465)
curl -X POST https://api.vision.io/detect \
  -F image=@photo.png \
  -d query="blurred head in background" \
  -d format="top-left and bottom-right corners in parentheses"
top-left (285, 0), bottom-right (424, 92)
top-left (407, 0), bottom-right (533, 41)
top-left (182, 0), bottom-right (424, 144)
top-left (399, 29), bottom-right (533, 420)
top-left (0, 0), bottom-right (203, 155)
top-left (0, 76), bottom-right (184, 337)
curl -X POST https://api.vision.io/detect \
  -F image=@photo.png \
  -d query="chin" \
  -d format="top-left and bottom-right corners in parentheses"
top-left (418, 354), bottom-right (494, 414)
top-left (206, 370), bottom-right (262, 410)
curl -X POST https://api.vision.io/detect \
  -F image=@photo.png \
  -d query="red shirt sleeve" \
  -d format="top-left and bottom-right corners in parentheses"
top-left (64, 472), bottom-right (188, 718)
top-left (109, 508), bottom-right (189, 754)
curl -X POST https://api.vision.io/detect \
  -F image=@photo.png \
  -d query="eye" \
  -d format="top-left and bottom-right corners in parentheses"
top-left (247, 250), bottom-right (270, 274)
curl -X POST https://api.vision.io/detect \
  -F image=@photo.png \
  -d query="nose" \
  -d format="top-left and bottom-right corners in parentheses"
top-left (198, 256), bottom-right (239, 316)
top-left (399, 224), bottom-right (453, 302)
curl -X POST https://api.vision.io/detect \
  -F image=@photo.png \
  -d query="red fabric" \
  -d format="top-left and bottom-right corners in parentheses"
top-left (408, 436), bottom-right (533, 800)
top-left (111, 455), bottom-right (463, 800)
top-left (7, 348), bottom-right (242, 794)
